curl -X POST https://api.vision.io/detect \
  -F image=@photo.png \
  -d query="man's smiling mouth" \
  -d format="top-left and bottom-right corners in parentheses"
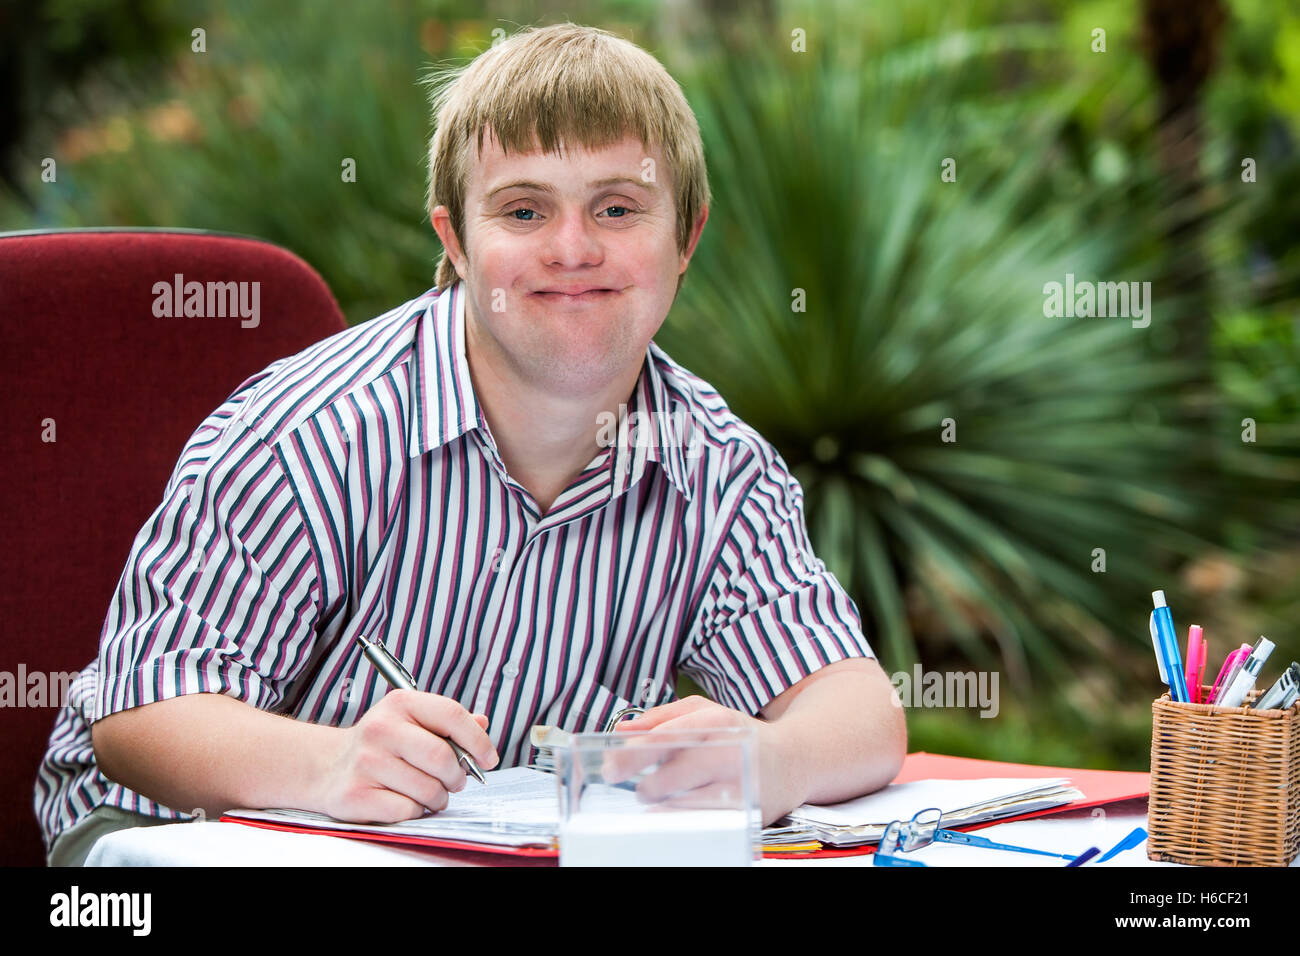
top-left (533, 288), bottom-right (619, 303)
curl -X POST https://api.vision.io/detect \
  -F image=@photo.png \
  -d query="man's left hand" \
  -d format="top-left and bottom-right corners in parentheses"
top-left (608, 696), bottom-right (805, 826)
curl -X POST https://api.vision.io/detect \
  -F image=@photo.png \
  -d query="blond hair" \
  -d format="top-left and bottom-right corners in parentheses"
top-left (423, 23), bottom-right (711, 292)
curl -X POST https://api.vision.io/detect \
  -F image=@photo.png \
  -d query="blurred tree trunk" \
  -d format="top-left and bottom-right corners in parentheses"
top-left (1140, 0), bottom-right (1226, 387)
top-left (702, 0), bottom-right (777, 41)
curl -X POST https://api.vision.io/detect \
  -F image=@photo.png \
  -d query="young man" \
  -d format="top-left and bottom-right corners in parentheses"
top-left (36, 22), bottom-right (905, 865)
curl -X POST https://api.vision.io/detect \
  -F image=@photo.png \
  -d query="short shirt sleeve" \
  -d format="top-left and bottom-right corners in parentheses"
top-left (93, 388), bottom-right (323, 723)
top-left (678, 441), bottom-right (875, 715)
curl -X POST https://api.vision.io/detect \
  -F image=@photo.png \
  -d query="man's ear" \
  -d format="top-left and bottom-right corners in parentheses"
top-left (678, 204), bottom-right (709, 274)
top-left (431, 205), bottom-right (468, 276)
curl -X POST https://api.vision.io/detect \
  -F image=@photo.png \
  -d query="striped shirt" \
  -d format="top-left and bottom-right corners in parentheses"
top-left (34, 279), bottom-right (874, 851)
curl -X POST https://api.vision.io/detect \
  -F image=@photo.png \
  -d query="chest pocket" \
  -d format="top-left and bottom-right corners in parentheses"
top-left (541, 673), bottom-right (632, 735)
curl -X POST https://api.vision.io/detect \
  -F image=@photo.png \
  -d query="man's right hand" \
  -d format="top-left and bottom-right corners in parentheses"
top-left (315, 689), bottom-right (499, 823)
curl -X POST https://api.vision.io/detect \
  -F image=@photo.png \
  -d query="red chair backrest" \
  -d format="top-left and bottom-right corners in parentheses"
top-left (0, 229), bottom-right (348, 865)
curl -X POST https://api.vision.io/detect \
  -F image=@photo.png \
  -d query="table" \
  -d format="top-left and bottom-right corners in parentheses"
top-left (84, 796), bottom-right (1228, 866)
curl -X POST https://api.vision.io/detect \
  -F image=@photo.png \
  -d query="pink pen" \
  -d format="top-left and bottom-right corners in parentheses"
top-left (1207, 643), bottom-right (1252, 705)
top-left (1184, 626), bottom-right (1206, 704)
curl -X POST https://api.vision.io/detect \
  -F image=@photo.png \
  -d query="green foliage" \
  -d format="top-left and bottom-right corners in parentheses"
top-left (907, 694), bottom-right (1153, 771)
top-left (5, 0), bottom-right (465, 323)
top-left (655, 13), bottom-right (1292, 701)
top-left (0, 0), bottom-right (182, 198)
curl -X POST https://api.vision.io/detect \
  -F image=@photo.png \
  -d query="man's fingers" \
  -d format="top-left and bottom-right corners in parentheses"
top-left (357, 787), bottom-right (428, 824)
top-left (649, 782), bottom-right (749, 812)
top-left (604, 705), bottom-right (745, 782)
top-left (602, 721), bottom-right (735, 784)
top-left (635, 746), bottom-right (741, 806)
top-left (373, 753), bottom-right (452, 816)
top-left (390, 690), bottom-right (499, 769)
top-left (615, 695), bottom-right (712, 732)
top-left (388, 720), bottom-right (469, 793)
top-left (602, 712), bottom-right (700, 781)
top-left (602, 738), bottom-right (672, 783)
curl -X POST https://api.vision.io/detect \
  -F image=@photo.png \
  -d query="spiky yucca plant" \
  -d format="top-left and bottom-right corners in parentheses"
top-left (657, 26), bottom-right (1226, 692)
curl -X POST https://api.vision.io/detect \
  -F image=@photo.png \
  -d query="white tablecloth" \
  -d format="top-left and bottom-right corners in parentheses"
top-left (83, 797), bottom-right (1236, 867)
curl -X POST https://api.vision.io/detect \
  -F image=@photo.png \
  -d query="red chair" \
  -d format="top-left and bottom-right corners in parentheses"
top-left (0, 229), bottom-right (347, 865)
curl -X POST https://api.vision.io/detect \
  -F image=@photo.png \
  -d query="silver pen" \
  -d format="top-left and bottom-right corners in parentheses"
top-left (355, 634), bottom-right (486, 784)
top-left (1253, 661), bottom-right (1300, 711)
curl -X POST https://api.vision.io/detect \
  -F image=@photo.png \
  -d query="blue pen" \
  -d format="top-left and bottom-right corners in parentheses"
top-left (1096, 826), bottom-right (1147, 863)
top-left (1150, 590), bottom-right (1189, 702)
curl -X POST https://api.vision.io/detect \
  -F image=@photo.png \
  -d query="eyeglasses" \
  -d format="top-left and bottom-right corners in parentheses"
top-left (873, 808), bottom-right (1094, 866)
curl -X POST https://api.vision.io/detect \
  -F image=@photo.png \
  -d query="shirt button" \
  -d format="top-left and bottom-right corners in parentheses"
top-left (502, 661), bottom-right (519, 679)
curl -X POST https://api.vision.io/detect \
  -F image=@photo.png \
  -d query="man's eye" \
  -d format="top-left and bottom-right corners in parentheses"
top-left (508, 205), bottom-right (633, 221)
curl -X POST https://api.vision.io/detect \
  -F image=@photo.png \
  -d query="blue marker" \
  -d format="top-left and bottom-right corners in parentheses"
top-left (1066, 846), bottom-right (1100, 867)
top-left (1150, 590), bottom-right (1189, 702)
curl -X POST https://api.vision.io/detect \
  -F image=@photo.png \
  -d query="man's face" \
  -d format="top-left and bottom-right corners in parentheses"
top-left (433, 128), bottom-right (706, 399)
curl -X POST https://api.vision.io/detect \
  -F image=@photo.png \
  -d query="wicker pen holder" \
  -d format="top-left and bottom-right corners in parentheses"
top-left (1148, 686), bottom-right (1300, 867)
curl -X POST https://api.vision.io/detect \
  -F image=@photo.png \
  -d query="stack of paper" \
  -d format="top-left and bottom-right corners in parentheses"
top-left (759, 824), bottom-right (825, 850)
top-left (780, 777), bottom-right (1085, 847)
top-left (229, 767), bottom-right (565, 849)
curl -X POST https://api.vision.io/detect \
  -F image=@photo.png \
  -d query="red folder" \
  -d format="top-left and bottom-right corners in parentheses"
top-left (221, 751), bottom-right (1149, 861)
top-left (218, 815), bottom-right (560, 858)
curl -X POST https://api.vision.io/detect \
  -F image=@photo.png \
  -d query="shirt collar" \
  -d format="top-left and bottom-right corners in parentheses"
top-left (408, 280), bottom-right (486, 458)
top-left (407, 281), bottom-right (696, 503)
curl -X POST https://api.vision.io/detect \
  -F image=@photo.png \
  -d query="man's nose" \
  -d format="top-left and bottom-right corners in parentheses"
top-left (543, 207), bottom-right (604, 268)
